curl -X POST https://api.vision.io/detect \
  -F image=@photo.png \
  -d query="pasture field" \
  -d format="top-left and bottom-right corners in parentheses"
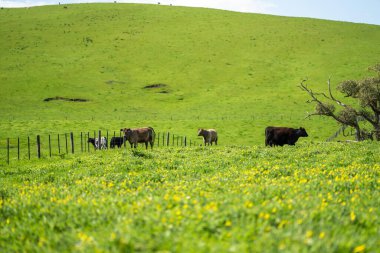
top-left (1, 4), bottom-right (380, 144)
top-left (0, 142), bottom-right (379, 252)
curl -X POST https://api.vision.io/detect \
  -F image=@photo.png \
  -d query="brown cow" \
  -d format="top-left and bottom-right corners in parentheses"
top-left (120, 127), bottom-right (155, 149)
top-left (265, 126), bottom-right (308, 146)
top-left (198, 128), bottom-right (218, 146)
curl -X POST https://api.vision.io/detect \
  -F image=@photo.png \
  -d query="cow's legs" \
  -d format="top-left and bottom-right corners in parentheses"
top-left (150, 141), bottom-right (154, 149)
top-left (145, 142), bottom-right (148, 149)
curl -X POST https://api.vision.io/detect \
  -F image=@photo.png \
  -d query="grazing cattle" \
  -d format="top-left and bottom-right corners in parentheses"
top-left (265, 127), bottom-right (308, 147)
top-left (110, 136), bottom-right (125, 148)
top-left (120, 127), bottom-right (155, 149)
top-left (198, 128), bottom-right (218, 146)
top-left (88, 137), bottom-right (108, 149)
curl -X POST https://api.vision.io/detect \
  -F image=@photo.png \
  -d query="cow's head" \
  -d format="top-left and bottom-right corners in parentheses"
top-left (298, 127), bottom-right (308, 137)
top-left (121, 128), bottom-right (132, 139)
top-left (197, 128), bottom-right (204, 136)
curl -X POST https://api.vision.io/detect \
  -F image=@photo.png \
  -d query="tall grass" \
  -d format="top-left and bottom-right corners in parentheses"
top-left (0, 143), bottom-right (379, 252)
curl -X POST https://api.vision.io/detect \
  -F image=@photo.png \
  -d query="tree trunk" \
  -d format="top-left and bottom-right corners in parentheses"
top-left (354, 126), bottom-right (361, 141)
top-left (374, 126), bottom-right (380, 141)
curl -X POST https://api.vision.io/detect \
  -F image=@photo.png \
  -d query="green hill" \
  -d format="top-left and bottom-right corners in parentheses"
top-left (1, 3), bottom-right (379, 144)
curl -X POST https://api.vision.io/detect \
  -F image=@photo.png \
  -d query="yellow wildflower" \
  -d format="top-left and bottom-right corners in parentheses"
top-left (306, 230), bottom-right (313, 238)
top-left (244, 200), bottom-right (253, 208)
top-left (350, 211), bottom-right (356, 222)
top-left (353, 245), bottom-right (365, 253)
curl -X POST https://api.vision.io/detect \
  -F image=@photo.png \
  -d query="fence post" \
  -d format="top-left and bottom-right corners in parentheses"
top-left (93, 131), bottom-right (96, 151)
top-left (17, 137), bottom-right (20, 160)
top-left (49, 135), bottom-right (52, 157)
top-left (70, 132), bottom-right (74, 154)
top-left (181, 136), bottom-right (183, 146)
top-left (184, 136), bottom-right (187, 147)
top-left (58, 134), bottom-right (61, 154)
top-left (106, 130), bottom-right (109, 148)
top-left (37, 135), bottom-right (41, 159)
top-left (98, 130), bottom-right (101, 150)
top-left (7, 138), bottom-right (9, 165)
top-left (28, 136), bottom-right (30, 160)
top-left (167, 132), bottom-right (170, 147)
top-left (162, 132), bottom-right (165, 147)
top-left (157, 132), bottom-right (160, 147)
top-left (172, 134), bottom-right (174, 146)
top-left (65, 133), bottom-right (68, 154)
top-left (81, 132), bottom-right (83, 153)
top-left (177, 136), bottom-right (179, 146)
top-left (87, 132), bottom-right (90, 152)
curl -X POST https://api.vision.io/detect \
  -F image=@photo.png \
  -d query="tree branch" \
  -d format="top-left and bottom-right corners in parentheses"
top-left (328, 78), bottom-right (347, 107)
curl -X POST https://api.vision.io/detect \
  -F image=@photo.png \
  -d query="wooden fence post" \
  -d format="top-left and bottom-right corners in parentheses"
top-left (93, 131), bottom-right (96, 151)
top-left (49, 135), bottom-right (52, 157)
top-left (28, 136), bottom-right (30, 160)
top-left (172, 134), bottom-right (174, 146)
top-left (81, 132), bottom-right (83, 153)
top-left (7, 138), bottom-right (9, 165)
top-left (17, 137), bottom-right (20, 160)
top-left (98, 130), bottom-right (101, 150)
top-left (87, 132), bottom-right (90, 152)
top-left (58, 134), bottom-right (61, 154)
top-left (162, 132), bottom-right (165, 147)
top-left (37, 135), bottom-right (41, 159)
top-left (70, 132), bottom-right (74, 154)
top-left (157, 132), bottom-right (160, 147)
top-left (65, 133), bottom-right (68, 154)
top-left (106, 130), bottom-right (109, 148)
top-left (184, 136), bottom-right (187, 147)
top-left (167, 132), bottom-right (170, 146)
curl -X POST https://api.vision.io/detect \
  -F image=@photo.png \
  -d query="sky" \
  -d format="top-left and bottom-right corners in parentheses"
top-left (1, 0), bottom-right (380, 26)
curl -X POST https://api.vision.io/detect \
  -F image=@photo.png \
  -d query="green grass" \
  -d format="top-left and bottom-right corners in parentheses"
top-left (0, 4), bottom-right (379, 252)
top-left (1, 4), bottom-right (380, 144)
top-left (0, 143), bottom-right (379, 252)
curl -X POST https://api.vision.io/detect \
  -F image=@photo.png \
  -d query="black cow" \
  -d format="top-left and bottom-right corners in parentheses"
top-left (265, 127), bottom-right (308, 146)
top-left (110, 136), bottom-right (125, 148)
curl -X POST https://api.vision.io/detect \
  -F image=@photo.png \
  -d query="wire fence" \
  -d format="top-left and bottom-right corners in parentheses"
top-left (0, 129), bottom-right (200, 165)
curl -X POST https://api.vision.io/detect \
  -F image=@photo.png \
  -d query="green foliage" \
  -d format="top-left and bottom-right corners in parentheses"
top-left (337, 107), bottom-right (358, 126)
top-left (315, 102), bottom-right (335, 115)
top-left (0, 143), bottom-right (379, 252)
top-left (1, 4), bottom-right (380, 144)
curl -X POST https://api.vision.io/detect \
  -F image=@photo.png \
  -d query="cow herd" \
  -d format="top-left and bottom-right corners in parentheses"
top-left (87, 126), bottom-right (308, 149)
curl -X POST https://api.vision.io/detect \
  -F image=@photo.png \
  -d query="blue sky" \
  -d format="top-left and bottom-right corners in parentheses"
top-left (1, 0), bottom-right (379, 25)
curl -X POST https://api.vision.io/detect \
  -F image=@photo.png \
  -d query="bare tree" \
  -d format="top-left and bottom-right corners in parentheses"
top-left (299, 64), bottom-right (380, 141)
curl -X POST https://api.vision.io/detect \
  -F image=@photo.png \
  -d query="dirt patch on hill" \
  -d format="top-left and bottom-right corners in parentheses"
top-left (143, 83), bottom-right (167, 89)
top-left (44, 96), bottom-right (89, 102)
top-left (105, 80), bottom-right (126, 85)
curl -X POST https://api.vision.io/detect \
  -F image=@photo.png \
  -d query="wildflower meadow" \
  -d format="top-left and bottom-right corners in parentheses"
top-left (0, 142), bottom-right (379, 252)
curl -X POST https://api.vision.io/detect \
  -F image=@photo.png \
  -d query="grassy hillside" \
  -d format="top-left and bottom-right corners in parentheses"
top-left (0, 3), bottom-right (380, 144)
top-left (1, 143), bottom-right (379, 252)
